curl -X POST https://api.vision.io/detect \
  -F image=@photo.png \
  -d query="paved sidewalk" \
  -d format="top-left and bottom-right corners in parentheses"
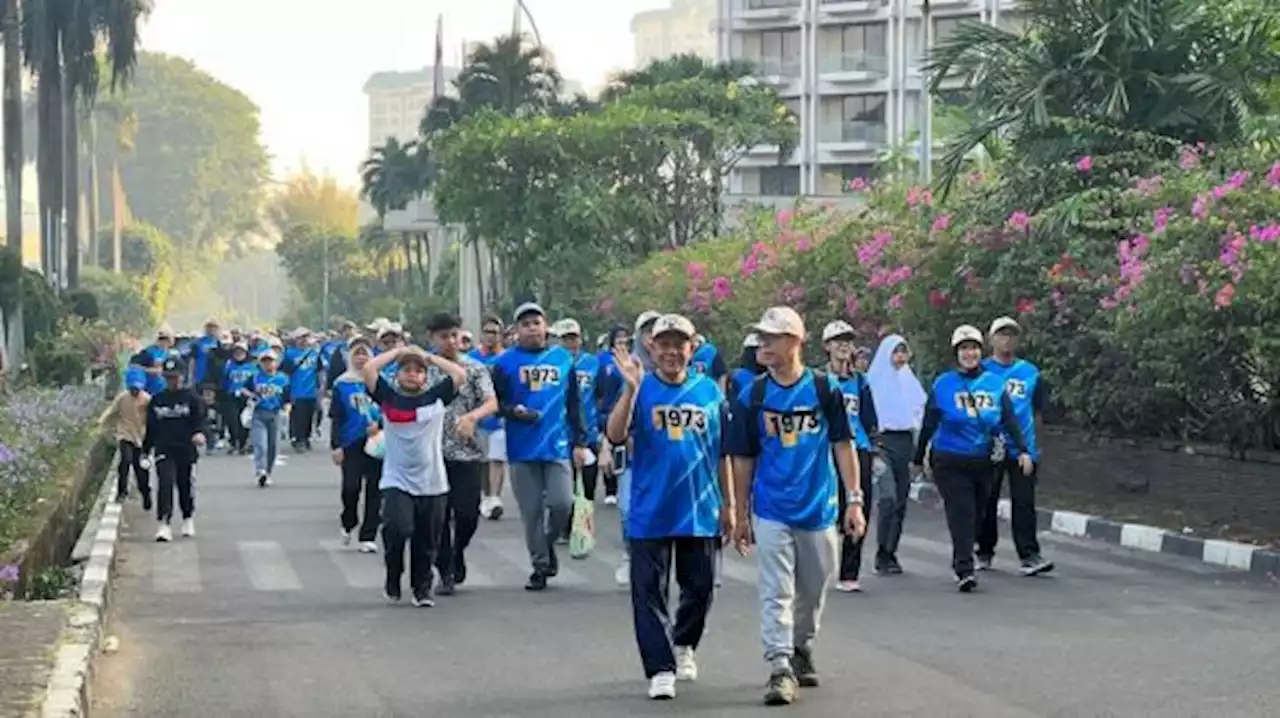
top-left (0, 601), bottom-right (73, 717)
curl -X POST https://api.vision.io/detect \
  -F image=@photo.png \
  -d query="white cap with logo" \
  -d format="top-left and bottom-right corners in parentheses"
top-left (513, 302), bottom-right (546, 322)
top-left (651, 314), bottom-right (696, 340)
top-left (950, 324), bottom-right (984, 348)
top-left (634, 310), bottom-right (662, 333)
top-left (753, 306), bottom-right (805, 338)
top-left (989, 316), bottom-right (1021, 336)
top-left (821, 320), bottom-right (856, 342)
top-left (742, 333), bottom-right (761, 348)
top-left (557, 319), bottom-right (582, 337)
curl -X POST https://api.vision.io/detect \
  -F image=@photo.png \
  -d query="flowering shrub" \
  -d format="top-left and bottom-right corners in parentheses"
top-left (0, 385), bottom-right (105, 587)
top-left (595, 148), bottom-right (1280, 449)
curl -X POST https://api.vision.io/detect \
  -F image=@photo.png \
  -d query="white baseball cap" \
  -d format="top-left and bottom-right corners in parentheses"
top-left (753, 306), bottom-right (805, 338)
top-left (557, 319), bottom-right (582, 337)
top-left (366, 317), bottom-right (391, 331)
top-left (513, 302), bottom-right (546, 322)
top-left (989, 316), bottom-right (1021, 336)
top-left (950, 324), bottom-right (984, 348)
top-left (742, 333), bottom-right (761, 348)
top-left (634, 311), bottom-right (662, 333)
top-left (651, 314), bottom-right (696, 340)
top-left (821, 320), bottom-right (856, 342)
top-left (377, 323), bottom-right (404, 339)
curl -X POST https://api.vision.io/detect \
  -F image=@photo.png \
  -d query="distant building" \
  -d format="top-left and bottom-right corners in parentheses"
top-left (632, 0), bottom-right (717, 68)
top-left (363, 66), bottom-right (463, 149)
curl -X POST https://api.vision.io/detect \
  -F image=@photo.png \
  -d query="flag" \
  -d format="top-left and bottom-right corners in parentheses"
top-left (432, 14), bottom-right (444, 99)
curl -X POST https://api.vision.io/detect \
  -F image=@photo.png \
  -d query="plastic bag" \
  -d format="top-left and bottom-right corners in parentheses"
top-left (239, 398), bottom-right (256, 429)
top-left (364, 431), bottom-right (385, 460)
top-left (569, 472), bottom-right (596, 559)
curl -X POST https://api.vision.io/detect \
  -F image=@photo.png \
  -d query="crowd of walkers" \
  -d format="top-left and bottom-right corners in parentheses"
top-left (99, 303), bottom-right (1052, 706)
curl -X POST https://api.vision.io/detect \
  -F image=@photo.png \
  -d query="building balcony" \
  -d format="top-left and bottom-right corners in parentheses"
top-left (745, 56), bottom-right (801, 84)
top-left (910, 0), bottom-right (980, 9)
top-left (818, 52), bottom-right (889, 82)
top-left (819, 0), bottom-right (883, 17)
top-left (737, 0), bottom-right (802, 26)
top-left (819, 120), bottom-right (889, 151)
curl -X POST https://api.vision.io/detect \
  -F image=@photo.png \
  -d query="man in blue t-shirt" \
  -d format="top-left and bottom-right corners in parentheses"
top-left (606, 314), bottom-right (732, 701)
top-left (977, 316), bottom-right (1053, 576)
top-left (490, 302), bottom-right (589, 592)
top-left (725, 306), bottom-right (867, 707)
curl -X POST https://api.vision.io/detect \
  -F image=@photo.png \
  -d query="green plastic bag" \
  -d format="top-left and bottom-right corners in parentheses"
top-left (569, 470), bottom-right (596, 559)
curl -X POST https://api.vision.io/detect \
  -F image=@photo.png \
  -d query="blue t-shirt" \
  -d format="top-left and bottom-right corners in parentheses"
top-left (689, 342), bottom-right (727, 380)
top-left (330, 374), bottom-right (383, 450)
top-left (469, 346), bottom-right (504, 432)
top-left (192, 335), bottom-right (220, 384)
top-left (249, 370), bottom-right (291, 413)
top-left (831, 372), bottom-right (873, 451)
top-left (573, 351), bottom-right (600, 448)
top-left (725, 370), bottom-right (852, 531)
top-left (223, 359), bottom-right (257, 395)
top-left (982, 357), bottom-right (1043, 461)
top-left (491, 345), bottom-right (585, 462)
top-left (924, 369), bottom-right (1011, 460)
top-left (142, 344), bottom-right (169, 395)
top-left (319, 340), bottom-right (343, 372)
top-left (283, 347), bottom-right (320, 400)
top-left (627, 373), bottom-right (726, 540)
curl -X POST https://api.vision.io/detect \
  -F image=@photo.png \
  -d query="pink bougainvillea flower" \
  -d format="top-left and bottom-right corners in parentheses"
top-left (1134, 174), bottom-right (1163, 196)
top-left (931, 213), bottom-right (951, 233)
top-left (1152, 207), bottom-right (1173, 233)
top-left (1006, 211), bottom-right (1030, 231)
top-left (887, 294), bottom-right (905, 310)
top-left (686, 261), bottom-right (706, 280)
top-left (847, 177), bottom-right (868, 192)
top-left (1191, 194), bottom-right (1209, 219)
top-left (740, 254), bottom-right (760, 278)
top-left (927, 288), bottom-right (949, 309)
top-left (1179, 147), bottom-right (1200, 170)
top-left (795, 236), bottom-right (813, 252)
top-left (1099, 296), bottom-right (1119, 310)
top-left (778, 282), bottom-right (807, 306)
top-left (1249, 223), bottom-right (1279, 243)
top-left (1267, 161), bottom-right (1280, 188)
top-left (1214, 283), bottom-right (1235, 310)
top-left (1075, 156), bottom-right (1093, 172)
top-left (775, 209), bottom-right (793, 226)
top-left (1015, 298), bottom-right (1036, 314)
top-left (710, 276), bottom-right (733, 301)
top-left (906, 186), bottom-right (933, 208)
top-left (856, 230), bottom-right (893, 267)
top-left (844, 294), bottom-right (860, 317)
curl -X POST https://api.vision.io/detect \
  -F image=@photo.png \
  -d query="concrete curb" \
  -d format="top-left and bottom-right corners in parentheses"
top-left (39, 472), bottom-right (122, 718)
top-left (908, 481), bottom-right (1280, 578)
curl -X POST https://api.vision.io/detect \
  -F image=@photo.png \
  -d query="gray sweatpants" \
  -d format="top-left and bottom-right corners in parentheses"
top-left (510, 461), bottom-right (574, 574)
top-left (250, 411), bottom-right (280, 476)
top-left (754, 516), bottom-right (838, 667)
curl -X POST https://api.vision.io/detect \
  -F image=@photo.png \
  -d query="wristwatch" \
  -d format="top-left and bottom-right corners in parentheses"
top-left (847, 490), bottom-right (864, 505)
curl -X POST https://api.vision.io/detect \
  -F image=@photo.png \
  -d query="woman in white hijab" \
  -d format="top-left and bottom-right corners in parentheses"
top-left (866, 334), bottom-right (927, 575)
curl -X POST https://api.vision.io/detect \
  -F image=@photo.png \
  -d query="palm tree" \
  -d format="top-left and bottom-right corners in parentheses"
top-left (92, 90), bottom-right (136, 272)
top-left (600, 54), bottom-right (754, 101)
top-left (23, 0), bottom-right (148, 289)
top-left (924, 0), bottom-right (1280, 196)
top-left (454, 33), bottom-right (562, 118)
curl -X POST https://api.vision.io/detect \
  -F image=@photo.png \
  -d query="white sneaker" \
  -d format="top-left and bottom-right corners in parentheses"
top-left (603, 495), bottom-right (618, 506)
top-left (488, 496), bottom-right (504, 520)
top-left (648, 671), bottom-right (676, 700)
top-left (615, 557), bottom-right (630, 586)
top-left (341, 529), bottom-right (353, 546)
top-left (359, 541), bottom-right (378, 554)
top-left (479, 496), bottom-right (495, 519)
top-left (181, 518), bottom-right (196, 537)
top-left (675, 646), bottom-right (697, 682)
top-left (155, 523), bottom-right (172, 542)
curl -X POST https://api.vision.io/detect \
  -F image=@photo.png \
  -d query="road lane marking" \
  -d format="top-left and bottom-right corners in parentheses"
top-left (239, 541), bottom-right (303, 591)
top-left (320, 540), bottom-right (383, 589)
top-left (479, 537), bottom-right (587, 586)
top-left (152, 542), bottom-right (202, 593)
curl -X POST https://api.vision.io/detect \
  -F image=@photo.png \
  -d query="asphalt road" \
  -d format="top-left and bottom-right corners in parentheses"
top-left (91, 445), bottom-right (1279, 718)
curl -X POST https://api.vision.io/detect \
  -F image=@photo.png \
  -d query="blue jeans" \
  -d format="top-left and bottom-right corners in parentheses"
top-left (617, 469), bottom-right (631, 543)
top-left (251, 410), bottom-right (279, 475)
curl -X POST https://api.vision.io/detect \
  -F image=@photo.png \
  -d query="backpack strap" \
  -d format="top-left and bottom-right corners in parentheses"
top-left (749, 374), bottom-right (768, 411)
top-left (811, 370), bottom-right (834, 414)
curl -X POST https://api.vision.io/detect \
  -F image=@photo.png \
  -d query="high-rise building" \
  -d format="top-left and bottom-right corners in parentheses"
top-left (631, 0), bottom-right (717, 68)
top-left (363, 66), bottom-right (463, 148)
top-left (714, 0), bottom-right (1023, 204)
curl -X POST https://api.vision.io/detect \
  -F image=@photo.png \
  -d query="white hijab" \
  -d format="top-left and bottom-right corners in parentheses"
top-left (867, 334), bottom-right (926, 431)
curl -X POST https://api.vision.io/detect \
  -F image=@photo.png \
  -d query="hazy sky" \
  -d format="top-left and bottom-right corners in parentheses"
top-left (141, 0), bottom-right (669, 186)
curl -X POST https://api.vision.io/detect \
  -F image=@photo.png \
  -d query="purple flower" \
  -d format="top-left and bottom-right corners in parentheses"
top-left (0, 565), bottom-right (18, 582)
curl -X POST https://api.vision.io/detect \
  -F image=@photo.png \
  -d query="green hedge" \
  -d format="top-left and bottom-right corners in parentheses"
top-left (595, 147), bottom-right (1280, 450)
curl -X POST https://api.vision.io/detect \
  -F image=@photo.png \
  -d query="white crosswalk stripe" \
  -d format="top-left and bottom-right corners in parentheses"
top-left (152, 541), bottom-right (202, 594)
top-left (239, 541), bottom-right (304, 591)
top-left (320, 539), bottom-right (383, 589)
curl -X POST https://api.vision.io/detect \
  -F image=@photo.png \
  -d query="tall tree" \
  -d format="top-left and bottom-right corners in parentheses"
top-left (2, 0), bottom-right (24, 370)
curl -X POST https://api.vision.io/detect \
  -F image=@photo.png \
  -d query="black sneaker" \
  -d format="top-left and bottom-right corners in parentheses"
top-left (116, 491), bottom-right (128, 503)
top-left (1019, 555), bottom-right (1055, 576)
top-left (384, 576), bottom-right (402, 603)
top-left (257, 472), bottom-right (268, 488)
top-left (957, 574), bottom-right (978, 592)
top-left (976, 555), bottom-right (994, 571)
top-left (525, 571), bottom-right (547, 591)
top-left (436, 578), bottom-right (456, 596)
top-left (792, 648), bottom-right (820, 688)
top-left (453, 555), bottom-right (467, 586)
top-left (411, 587), bottom-right (436, 607)
top-left (763, 669), bottom-right (798, 706)
top-left (882, 556), bottom-right (904, 575)
top-left (142, 493), bottom-right (153, 511)
top-left (547, 546), bottom-right (559, 577)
